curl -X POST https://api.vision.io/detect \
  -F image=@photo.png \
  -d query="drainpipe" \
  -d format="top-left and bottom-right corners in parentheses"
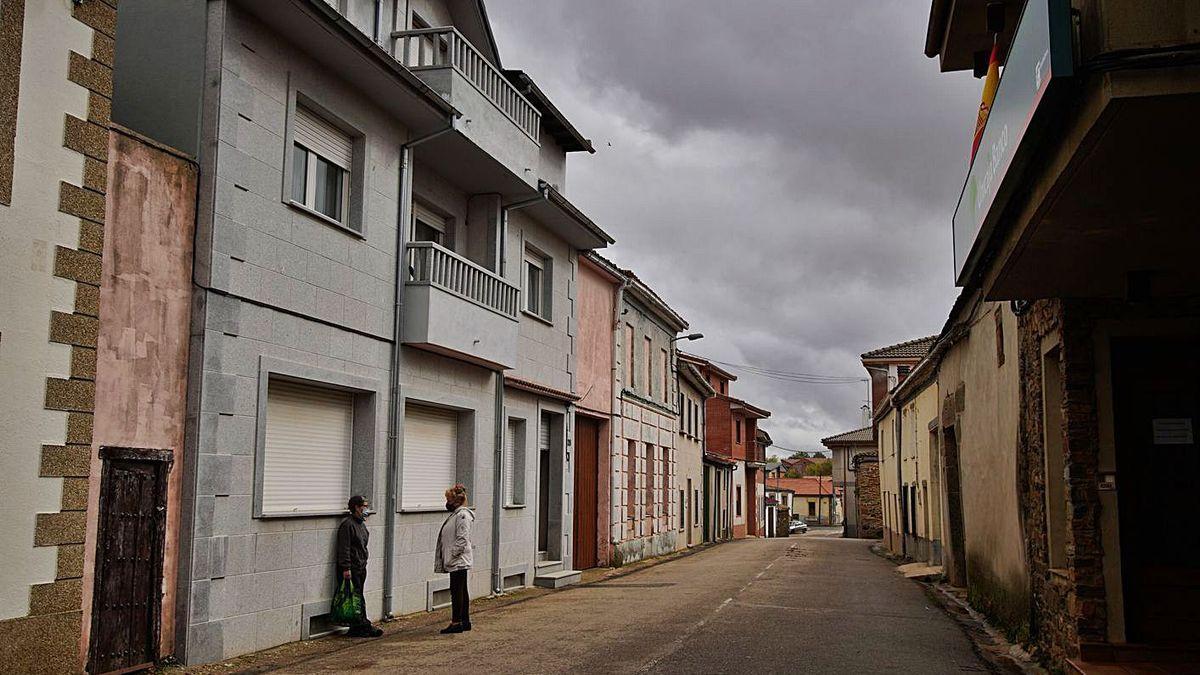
top-left (611, 273), bottom-right (630, 554)
top-left (487, 191), bottom-right (546, 593)
top-left (383, 118), bottom-right (455, 619)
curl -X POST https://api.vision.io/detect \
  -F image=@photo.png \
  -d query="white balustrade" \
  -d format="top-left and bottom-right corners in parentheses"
top-left (391, 27), bottom-right (541, 141)
top-left (406, 242), bottom-right (519, 319)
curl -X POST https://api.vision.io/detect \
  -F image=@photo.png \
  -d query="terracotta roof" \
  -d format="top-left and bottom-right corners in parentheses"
top-left (860, 335), bottom-right (938, 361)
top-left (504, 376), bottom-right (580, 402)
top-left (820, 426), bottom-right (875, 446)
top-left (678, 352), bottom-right (737, 382)
top-left (767, 476), bottom-right (837, 497)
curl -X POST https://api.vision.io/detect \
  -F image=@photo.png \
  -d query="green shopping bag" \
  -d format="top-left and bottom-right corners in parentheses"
top-left (330, 578), bottom-right (362, 626)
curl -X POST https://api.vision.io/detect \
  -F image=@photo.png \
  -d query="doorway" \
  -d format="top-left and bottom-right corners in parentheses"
top-left (1112, 337), bottom-right (1200, 645)
top-left (88, 448), bottom-right (172, 675)
top-left (537, 413), bottom-right (551, 557)
top-left (941, 424), bottom-right (968, 587)
top-left (573, 416), bottom-right (600, 569)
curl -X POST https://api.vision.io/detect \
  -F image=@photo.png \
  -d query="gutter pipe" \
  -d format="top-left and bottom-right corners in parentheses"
top-left (488, 191), bottom-right (547, 594)
top-left (383, 118), bottom-right (456, 619)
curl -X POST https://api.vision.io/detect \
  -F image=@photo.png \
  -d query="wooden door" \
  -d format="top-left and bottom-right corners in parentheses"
top-left (1112, 338), bottom-right (1200, 645)
top-left (89, 448), bottom-right (171, 675)
top-left (573, 417), bottom-right (600, 569)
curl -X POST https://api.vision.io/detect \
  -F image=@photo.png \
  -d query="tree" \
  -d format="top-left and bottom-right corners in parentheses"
top-left (804, 460), bottom-right (832, 476)
top-left (789, 451), bottom-right (812, 459)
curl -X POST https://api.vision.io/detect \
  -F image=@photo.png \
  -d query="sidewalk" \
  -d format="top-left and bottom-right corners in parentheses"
top-left (156, 543), bottom-right (717, 674)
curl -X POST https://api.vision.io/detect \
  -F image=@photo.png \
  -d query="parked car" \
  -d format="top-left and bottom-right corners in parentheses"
top-left (789, 519), bottom-right (808, 534)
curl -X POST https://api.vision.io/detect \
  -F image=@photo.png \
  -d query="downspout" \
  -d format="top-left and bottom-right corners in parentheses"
top-left (489, 191), bottom-right (547, 593)
top-left (612, 273), bottom-right (630, 553)
top-left (383, 118), bottom-right (455, 619)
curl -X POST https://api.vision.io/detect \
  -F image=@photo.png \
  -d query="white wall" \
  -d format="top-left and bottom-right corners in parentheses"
top-left (0, 0), bottom-right (93, 620)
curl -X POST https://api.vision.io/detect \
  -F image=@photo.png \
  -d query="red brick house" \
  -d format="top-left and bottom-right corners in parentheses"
top-left (680, 353), bottom-right (771, 538)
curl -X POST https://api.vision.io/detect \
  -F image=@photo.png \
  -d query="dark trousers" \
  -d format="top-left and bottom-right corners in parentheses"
top-left (450, 569), bottom-right (470, 624)
top-left (340, 568), bottom-right (370, 629)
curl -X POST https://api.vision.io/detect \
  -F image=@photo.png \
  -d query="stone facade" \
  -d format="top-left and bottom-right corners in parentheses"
top-left (852, 456), bottom-right (882, 539)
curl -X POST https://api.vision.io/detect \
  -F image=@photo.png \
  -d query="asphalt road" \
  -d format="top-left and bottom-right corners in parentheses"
top-left (276, 536), bottom-right (989, 674)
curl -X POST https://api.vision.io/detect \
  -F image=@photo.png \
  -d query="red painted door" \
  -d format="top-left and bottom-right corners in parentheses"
top-left (573, 418), bottom-right (600, 569)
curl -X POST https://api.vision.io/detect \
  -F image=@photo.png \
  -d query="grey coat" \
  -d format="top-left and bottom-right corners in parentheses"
top-left (434, 506), bottom-right (474, 573)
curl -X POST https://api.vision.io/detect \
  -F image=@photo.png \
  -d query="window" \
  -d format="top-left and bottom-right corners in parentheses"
top-left (644, 337), bottom-right (653, 398)
top-left (402, 404), bottom-right (458, 510)
top-left (626, 440), bottom-right (637, 522)
top-left (694, 489), bottom-right (701, 526)
top-left (735, 419), bottom-right (742, 444)
top-left (625, 324), bottom-right (635, 389)
top-left (679, 489), bottom-right (685, 529)
top-left (808, 500), bottom-right (817, 518)
top-left (504, 418), bottom-right (526, 507)
top-left (661, 349), bottom-right (669, 402)
top-left (261, 379), bottom-right (353, 515)
top-left (736, 485), bottom-right (742, 516)
top-left (720, 380), bottom-right (726, 395)
top-left (524, 247), bottom-right (551, 321)
top-left (644, 443), bottom-right (655, 529)
top-left (412, 202), bottom-right (447, 245)
top-left (291, 106), bottom-right (352, 226)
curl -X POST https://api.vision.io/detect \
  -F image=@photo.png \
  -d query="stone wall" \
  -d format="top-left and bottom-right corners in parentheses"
top-left (853, 457), bottom-right (882, 539)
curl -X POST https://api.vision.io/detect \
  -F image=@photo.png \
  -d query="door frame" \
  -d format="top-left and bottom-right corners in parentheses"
top-left (572, 415), bottom-right (601, 569)
top-left (88, 446), bottom-right (173, 675)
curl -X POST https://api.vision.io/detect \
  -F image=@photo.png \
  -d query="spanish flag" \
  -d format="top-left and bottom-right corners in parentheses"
top-left (971, 42), bottom-right (1000, 164)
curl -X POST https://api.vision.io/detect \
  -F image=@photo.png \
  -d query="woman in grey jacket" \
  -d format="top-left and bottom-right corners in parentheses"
top-left (434, 483), bottom-right (474, 634)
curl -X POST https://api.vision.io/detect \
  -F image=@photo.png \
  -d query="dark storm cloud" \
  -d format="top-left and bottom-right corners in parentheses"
top-left (489, 1), bottom-right (982, 451)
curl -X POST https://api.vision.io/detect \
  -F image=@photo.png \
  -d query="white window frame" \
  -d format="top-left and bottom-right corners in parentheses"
top-left (523, 246), bottom-right (552, 321)
top-left (504, 418), bottom-right (527, 508)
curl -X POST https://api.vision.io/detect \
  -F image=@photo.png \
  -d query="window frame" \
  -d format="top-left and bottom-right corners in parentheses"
top-left (522, 245), bottom-right (553, 323)
top-left (503, 417), bottom-right (527, 508)
top-left (283, 93), bottom-right (366, 237)
top-left (252, 357), bottom-right (379, 519)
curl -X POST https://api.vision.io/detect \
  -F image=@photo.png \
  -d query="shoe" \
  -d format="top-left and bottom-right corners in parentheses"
top-left (462, 622), bottom-right (472, 631)
top-left (365, 626), bottom-right (383, 637)
top-left (348, 625), bottom-right (382, 638)
top-left (440, 623), bottom-right (465, 634)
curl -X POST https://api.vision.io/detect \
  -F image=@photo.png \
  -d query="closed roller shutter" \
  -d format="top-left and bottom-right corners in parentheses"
top-left (294, 106), bottom-right (352, 170)
top-left (504, 420), bottom-right (519, 506)
top-left (262, 380), bottom-right (353, 515)
top-left (403, 405), bottom-right (457, 510)
top-left (539, 417), bottom-right (551, 453)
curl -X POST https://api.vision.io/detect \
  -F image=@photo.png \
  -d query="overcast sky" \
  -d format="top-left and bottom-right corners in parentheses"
top-left (490, 1), bottom-right (982, 454)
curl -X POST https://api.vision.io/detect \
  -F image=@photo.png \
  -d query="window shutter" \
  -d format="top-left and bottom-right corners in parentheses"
top-left (294, 106), bottom-right (353, 170)
top-left (504, 420), bottom-right (518, 505)
top-left (539, 416), bottom-right (551, 453)
top-left (402, 405), bottom-right (457, 509)
top-left (262, 380), bottom-right (353, 515)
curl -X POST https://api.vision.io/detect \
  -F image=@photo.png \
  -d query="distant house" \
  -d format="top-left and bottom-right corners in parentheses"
top-left (822, 427), bottom-right (876, 538)
top-left (766, 477), bottom-right (839, 525)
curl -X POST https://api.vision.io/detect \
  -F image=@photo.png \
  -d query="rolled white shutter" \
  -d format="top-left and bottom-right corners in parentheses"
top-left (294, 106), bottom-right (353, 170)
top-left (262, 380), bottom-right (353, 515)
top-left (539, 416), bottom-right (551, 452)
top-left (402, 405), bottom-right (457, 509)
top-left (504, 420), bottom-right (517, 505)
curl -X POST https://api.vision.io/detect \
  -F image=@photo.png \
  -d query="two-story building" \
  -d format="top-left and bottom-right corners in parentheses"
top-left (822, 427), bottom-right (876, 538)
top-left (682, 353), bottom-right (772, 538)
top-left (925, 0), bottom-right (1200, 668)
top-left (109, 0), bottom-right (612, 664)
top-left (676, 360), bottom-right (714, 549)
top-left (610, 268), bottom-right (689, 564)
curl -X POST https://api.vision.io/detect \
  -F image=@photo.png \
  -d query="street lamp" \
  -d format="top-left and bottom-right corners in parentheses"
top-left (670, 333), bottom-right (704, 343)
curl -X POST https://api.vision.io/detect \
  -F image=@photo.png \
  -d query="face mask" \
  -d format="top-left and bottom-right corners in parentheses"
top-left (445, 501), bottom-right (457, 511)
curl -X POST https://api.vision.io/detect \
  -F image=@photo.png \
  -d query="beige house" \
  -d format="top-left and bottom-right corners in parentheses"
top-left (876, 360), bottom-right (943, 564)
top-left (675, 362), bottom-right (713, 549)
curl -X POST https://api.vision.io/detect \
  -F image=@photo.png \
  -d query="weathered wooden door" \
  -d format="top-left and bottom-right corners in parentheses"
top-left (89, 448), bottom-right (171, 674)
top-left (1112, 338), bottom-right (1200, 645)
top-left (573, 417), bottom-right (600, 570)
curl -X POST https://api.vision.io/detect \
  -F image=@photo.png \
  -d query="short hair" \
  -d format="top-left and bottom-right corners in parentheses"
top-left (347, 495), bottom-right (367, 510)
top-left (444, 484), bottom-right (467, 506)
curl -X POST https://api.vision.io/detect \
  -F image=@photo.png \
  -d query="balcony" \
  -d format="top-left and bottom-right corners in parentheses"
top-left (402, 242), bottom-right (519, 370)
top-left (392, 27), bottom-right (542, 189)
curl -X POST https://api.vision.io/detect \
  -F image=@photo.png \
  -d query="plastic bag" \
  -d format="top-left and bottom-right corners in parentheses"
top-left (330, 578), bottom-right (363, 626)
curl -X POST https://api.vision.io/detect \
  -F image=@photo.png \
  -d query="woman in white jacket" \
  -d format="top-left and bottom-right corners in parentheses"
top-left (434, 483), bottom-right (474, 634)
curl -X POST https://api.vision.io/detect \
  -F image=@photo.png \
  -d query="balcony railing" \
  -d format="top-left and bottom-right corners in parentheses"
top-left (406, 241), bottom-right (519, 319)
top-left (391, 27), bottom-right (541, 142)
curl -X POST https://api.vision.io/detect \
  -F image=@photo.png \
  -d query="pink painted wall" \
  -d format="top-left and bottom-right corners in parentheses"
top-left (80, 128), bottom-right (197, 664)
top-left (575, 256), bottom-right (616, 415)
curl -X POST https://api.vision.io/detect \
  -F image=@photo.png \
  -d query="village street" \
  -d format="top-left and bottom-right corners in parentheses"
top-left (269, 537), bottom-right (987, 674)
